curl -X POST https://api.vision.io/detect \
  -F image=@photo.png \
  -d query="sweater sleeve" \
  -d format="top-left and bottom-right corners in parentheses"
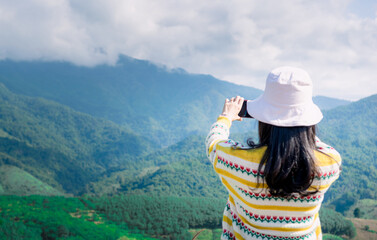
top-left (205, 116), bottom-right (232, 165)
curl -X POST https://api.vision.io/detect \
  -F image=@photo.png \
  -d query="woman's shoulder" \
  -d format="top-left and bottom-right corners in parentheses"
top-left (314, 137), bottom-right (342, 166)
top-left (216, 139), bottom-right (267, 161)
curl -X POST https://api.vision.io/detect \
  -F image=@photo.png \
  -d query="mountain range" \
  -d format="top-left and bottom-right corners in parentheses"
top-left (0, 56), bottom-right (375, 211)
top-left (0, 56), bottom-right (350, 146)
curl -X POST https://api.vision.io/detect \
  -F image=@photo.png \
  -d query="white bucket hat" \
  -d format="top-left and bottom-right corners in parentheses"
top-left (246, 66), bottom-right (323, 126)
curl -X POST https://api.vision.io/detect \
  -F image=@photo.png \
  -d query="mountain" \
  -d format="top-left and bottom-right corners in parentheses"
top-left (313, 95), bottom-right (351, 110)
top-left (0, 56), bottom-right (263, 146)
top-left (317, 94), bottom-right (377, 205)
top-left (0, 83), bottom-right (154, 195)
top-left (0, 57), bottom-right (352, 147)
top-left (319, 94), bottom-right (377, 142)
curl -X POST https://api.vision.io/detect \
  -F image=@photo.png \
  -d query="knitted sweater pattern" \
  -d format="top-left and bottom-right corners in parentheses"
top-left (205, 117), bottom-right (342, 240)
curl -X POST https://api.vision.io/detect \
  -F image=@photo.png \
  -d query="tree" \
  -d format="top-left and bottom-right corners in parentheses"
top-left (58, 225), bottom-right (70, 238)
top-left (353, 208), bottom-right (361, 218)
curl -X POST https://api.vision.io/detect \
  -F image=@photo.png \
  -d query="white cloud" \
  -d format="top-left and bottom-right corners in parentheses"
top-left (0, 0), bottom-right (376, 100)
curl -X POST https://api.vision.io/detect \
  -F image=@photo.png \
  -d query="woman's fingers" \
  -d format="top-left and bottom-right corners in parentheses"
top-left (237, 96), bottom-right (244, 105)
top-left (231, 96), bottom-right (243, 104)
top-left (228, 96), bottom-right (244, 106)
top-left (221, 96), bottom-right (245, 121)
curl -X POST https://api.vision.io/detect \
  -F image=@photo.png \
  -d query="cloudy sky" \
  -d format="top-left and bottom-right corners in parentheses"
top-left (0, 0), bottom-right (376, 100)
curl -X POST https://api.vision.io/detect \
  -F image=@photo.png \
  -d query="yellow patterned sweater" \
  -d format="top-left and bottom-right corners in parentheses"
top-left (205, 117), bottom-right (341, 240)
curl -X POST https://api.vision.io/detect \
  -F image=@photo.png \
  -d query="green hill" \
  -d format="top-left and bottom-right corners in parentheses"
top-left (319, 94), bottom-right (377, 142)
top-left (316, 94), bottom-right (377, 211)
top-left (90, 135), bottom-right (228, 199)
top-left (0, 83), bottom-right (154, 195)
top-left (0, 165), bottom-right (63, 196)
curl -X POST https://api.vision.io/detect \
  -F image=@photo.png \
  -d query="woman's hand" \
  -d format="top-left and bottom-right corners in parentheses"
top-left (219, 96), bottom-right (244, 122)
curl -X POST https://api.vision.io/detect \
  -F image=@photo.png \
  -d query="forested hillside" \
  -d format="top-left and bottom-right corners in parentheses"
top-left (0, 83), bottom-right (154, 195)
top-left (90, 135), bottom-right (228, 198)
top-left (318, 94), bottom-right (377, 212)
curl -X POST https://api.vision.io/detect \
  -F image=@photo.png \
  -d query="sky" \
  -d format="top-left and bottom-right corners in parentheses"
top-left (0, 0), bottom-right (376, 101)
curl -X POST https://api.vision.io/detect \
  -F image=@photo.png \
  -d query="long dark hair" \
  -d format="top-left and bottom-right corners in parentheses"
top-left (247, 121), bottom-right (319, 198)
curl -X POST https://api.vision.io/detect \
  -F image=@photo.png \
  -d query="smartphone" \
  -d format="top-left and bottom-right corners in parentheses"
top-left (238, 100), bottom-right (253, 118)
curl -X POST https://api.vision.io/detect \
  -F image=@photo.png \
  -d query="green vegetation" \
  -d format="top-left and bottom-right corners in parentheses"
top-left (92, 194), bottom-right (225, 239)
top-left (322, 234), bottom-right (344, 240)
top-left (320, 207), bottom-right (356, 238)
top-left (91, 135), bottom-right (228, 199)
top-left (364, 224), bottom-right (377, 233)
top-left (0, 165), bottom-right (62, 196)
top-left (0, 195), bottom-right (357, 240)
top-left (354, 208), bottom-right (361, 218)
top-left (367, 229), bottom-right (377, 234)
top-left (346, 199), bottom-right (377, 219)
top-left (318, 95), bottom-right (377, 213)
top-left (0, 83), bottom-right (154, 195)
top-left (189, 229), bottom-right (223, 240)
top-left (0, 195), bottom-right (225, 240)
top-left (0, 195), bottom-right (157, 240)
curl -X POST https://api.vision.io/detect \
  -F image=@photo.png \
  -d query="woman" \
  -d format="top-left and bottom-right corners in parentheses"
top-left (205, 67), bottom-right (341, 240)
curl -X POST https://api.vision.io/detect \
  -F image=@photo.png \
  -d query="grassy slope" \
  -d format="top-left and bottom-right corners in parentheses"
top-left (0, 195), bottom-right (157, 240)
top-left (350, 218), bottom-right (377, 240)
top-left (345, 199), bottom-right (377, 219)
top-left (189, 229), bottom-right (222, 240)
top-left (0, 165), bottom-right (63, 196)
